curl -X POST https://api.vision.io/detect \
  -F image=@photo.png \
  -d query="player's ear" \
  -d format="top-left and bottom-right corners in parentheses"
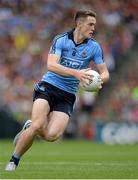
top-left (77, 19), bottom-right (83, 27)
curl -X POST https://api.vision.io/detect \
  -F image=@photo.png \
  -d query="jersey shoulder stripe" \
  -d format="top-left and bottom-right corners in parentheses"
top-left (89, 38), bottom-right (103, 48)
top-left (89, 37), bottom-right (100, 44)
top-left (54, 31), bottom-right (69, 41)
top-left (90, 38), bottom-right (104, 60)
top-left (51, 31), bottom-right (69, 54)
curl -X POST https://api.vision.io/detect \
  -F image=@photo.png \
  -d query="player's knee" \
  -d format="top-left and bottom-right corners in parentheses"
top-left (46, 131), bottom-right (62, 142)
top-left (30, 123), bottom-right (43, 135)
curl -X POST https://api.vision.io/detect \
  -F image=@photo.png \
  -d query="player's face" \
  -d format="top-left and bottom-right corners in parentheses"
top-left (80, 16), bottom-right (96, 38)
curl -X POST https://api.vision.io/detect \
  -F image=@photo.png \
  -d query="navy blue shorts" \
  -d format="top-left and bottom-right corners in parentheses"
top-left (33, 81), bottom-right (76, 117)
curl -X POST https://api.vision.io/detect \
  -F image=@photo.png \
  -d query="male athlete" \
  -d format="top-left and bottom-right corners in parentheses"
top-left (5, 10), bottom-right (109, 171)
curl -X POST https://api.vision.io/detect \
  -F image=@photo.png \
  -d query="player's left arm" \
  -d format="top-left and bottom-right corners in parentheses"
top-left (96, 63), bottom-right (109, 83)
top-left (93, 43), bottom-right (110, 83)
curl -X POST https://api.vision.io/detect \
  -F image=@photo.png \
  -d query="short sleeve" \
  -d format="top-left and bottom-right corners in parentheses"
top-left (93, 43), bottom-right (104, 64)
top-left (49, 37), bottom-right (63, 56)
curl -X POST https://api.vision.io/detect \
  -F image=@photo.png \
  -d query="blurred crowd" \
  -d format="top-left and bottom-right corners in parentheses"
top-left (92, 60), bottom-right (138, 121)
top-left (0, 0), bottom-right (138, 127)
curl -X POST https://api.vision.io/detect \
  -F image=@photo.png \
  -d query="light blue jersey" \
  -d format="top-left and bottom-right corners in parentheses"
top-left (42, 30), bottom-right (104, 94)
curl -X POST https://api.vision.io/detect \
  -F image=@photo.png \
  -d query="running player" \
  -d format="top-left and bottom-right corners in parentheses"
top-left (5, 10), bottom-right (109, 171)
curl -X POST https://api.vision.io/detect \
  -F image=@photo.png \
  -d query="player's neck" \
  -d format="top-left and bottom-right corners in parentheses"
top-left (73, 29), bottom-right (86, 44)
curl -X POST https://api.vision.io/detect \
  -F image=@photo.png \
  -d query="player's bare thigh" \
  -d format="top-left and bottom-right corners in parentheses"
top-left (30, 98), bottom-right (50, 133)
top-left (30, 98), bottom-right (69, 140)
top-left (40, 111), bottom-right (69, 141)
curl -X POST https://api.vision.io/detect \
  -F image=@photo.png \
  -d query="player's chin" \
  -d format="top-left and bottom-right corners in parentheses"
top-left (88, 33), bottom-right (93, 38)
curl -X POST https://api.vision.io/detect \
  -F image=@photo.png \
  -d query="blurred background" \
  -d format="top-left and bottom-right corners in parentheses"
top-left (0, 0), bottom-right (138, 144)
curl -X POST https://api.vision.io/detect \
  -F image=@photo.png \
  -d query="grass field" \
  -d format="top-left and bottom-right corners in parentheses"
top-left (0, 139), bottom-right (138, 179)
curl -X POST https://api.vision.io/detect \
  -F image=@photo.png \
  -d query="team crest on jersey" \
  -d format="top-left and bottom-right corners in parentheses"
top-left (81, 51), bottom-right (87, 58)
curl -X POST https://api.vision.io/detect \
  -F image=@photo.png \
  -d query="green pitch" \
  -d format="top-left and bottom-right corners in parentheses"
top-left (0, 139), bottom-right (138, 179)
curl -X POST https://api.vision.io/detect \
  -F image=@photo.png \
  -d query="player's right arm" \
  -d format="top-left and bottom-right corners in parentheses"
top-left (47, 36), bottom-right (92, 85)
top-left (47, 54), bottom-right (91, 85)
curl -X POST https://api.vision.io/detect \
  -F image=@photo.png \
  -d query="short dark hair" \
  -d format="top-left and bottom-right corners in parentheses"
top-left (74, 10), bottom-right (96, 22)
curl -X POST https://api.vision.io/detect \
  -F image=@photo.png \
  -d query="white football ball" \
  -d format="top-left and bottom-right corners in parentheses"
top-left (82, 70), bottom-right (101, 92)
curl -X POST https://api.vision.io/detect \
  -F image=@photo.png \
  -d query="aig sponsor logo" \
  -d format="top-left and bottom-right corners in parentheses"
top-left (61, 59), bottom-right (83, 69)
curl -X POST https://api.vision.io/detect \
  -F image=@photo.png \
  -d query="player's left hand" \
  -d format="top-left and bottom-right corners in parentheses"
top-left (98, 76), bottom-right (103, 89)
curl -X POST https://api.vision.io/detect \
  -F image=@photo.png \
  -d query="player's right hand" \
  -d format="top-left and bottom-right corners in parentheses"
top-left (74, 68), bottom-right (93, 86)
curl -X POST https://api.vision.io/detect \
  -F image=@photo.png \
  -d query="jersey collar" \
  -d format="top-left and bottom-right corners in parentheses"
top-left (68, 29), bottom-right (88, 46)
